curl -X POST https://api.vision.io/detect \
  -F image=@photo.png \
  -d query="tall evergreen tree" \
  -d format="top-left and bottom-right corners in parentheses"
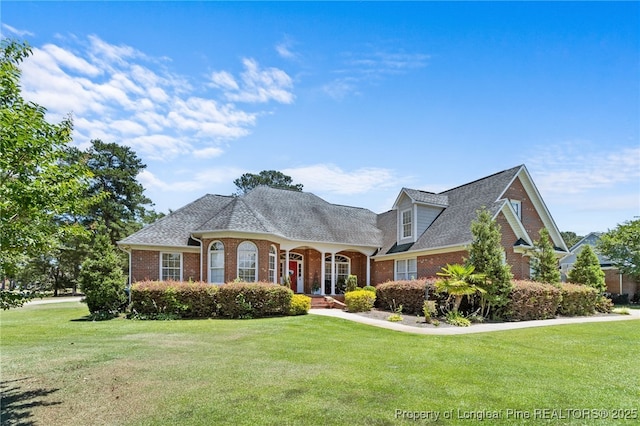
top-left (530, 228), bottom-right (561, 284)
top-left (567, 245), bottom-right (605, 293)
top-left (468, 208), bottom-right (513, 318)
top-left (233, 170), bottom-right (303, 195)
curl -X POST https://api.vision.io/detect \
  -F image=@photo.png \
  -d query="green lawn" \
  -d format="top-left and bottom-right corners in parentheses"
top-left (1, 303), bottom-right (639, 425)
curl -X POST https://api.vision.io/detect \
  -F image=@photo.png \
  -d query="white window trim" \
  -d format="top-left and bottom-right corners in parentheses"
top-left (237, 241), bottom-right (258, 282)
top-left (510, 199), bottom-right (522, 220)
top-left (400, 208), bottom-right (413, 239)
top-left (208, 241), bottom-right (225, 284)
top-left (395, 258), bottom-right (417, 281)
top-left (268, 245), bottom-right (277, 284)
top-left (160, 252), bottom-right (182, 282)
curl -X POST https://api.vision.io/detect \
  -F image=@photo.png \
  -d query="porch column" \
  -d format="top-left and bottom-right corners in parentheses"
top-left (320, 252), bottom-right (326, 296)
top-left (366, 255), bottom-right (371, 286)
top-left (285, 249), bottom-right (290, 286)
top-left (331, 253), bottom-right (336, 295)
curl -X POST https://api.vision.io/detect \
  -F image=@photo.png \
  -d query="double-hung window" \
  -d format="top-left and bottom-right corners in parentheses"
top-left (395, 258), bottom-right (417, 280)
top-left (401, 209), bottom-right (413, 239)
top-left (237, 241), bottom-right (258, 282)
top-left (209, 241), bottom-right (225, 284)
top-left (161, 252), bottom-right (182, 281)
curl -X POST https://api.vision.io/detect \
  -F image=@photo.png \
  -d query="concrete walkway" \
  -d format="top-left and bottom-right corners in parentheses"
top-left (24, 296), bottom-right (84, 305)
top-left (309, 308), bottom-right (640, 335)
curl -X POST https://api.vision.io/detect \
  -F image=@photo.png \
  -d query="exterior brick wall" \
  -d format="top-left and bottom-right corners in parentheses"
top-left (131, 249), bottom-right (159, 282)
top-left (183, 252), bottom-right (201, 282)
top-left (604, 269), bottom-right (639, 296)
top-left (417, 250), bottom-right (467, 278)
top-left (496, 212), bottom-right (530, 280)
top-left (502, 176), bottom-right (546, 240)
top-left (372, 259), bottom-right (394, 284)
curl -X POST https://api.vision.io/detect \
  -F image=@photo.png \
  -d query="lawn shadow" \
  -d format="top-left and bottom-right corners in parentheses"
top-left (1, 378), bottom-right (62, 426)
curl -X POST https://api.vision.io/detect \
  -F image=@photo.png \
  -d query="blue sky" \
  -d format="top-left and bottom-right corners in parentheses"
top-left (3, 1), bottom-right (639, 236)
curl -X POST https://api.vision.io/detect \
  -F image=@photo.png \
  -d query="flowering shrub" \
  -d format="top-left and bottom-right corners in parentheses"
top-left (558, 283), bottom-right (598, 316)
top-left (289, 294), bottom-right (311, 315)
top-left (505, 280), bottom-right (561, 321)
top-left (344, 289), bottom-right (376, 312)
top-left (375, 278), bottom-right (436, 315)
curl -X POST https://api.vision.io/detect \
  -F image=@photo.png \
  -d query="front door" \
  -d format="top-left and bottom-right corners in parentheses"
top-left (288, 261), bottom-right (298, 293)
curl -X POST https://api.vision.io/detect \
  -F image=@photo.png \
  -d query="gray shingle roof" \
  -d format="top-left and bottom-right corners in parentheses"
top-left (119, 186), bottom-right (383, 248)
top-left (401, 188), bottom-right (449, 206)
top-left (377, 165), bottom-right (522, 254)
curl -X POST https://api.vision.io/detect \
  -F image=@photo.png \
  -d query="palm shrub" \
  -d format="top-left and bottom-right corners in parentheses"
top-left (468, 208), bottom-right (513, 318)
top-left (567, 245), bottom-right (605, 293)
top-left (530, 228), bottom-right (561, 284)
top-left (435, 264), bottom-right (486, 313)
top-left (78, 231), bottom-right (127, 319)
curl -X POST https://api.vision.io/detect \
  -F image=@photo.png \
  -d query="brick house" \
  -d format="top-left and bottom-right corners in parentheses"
top-left (118, 165), bottom-right (569, 294)
top-left (560, 232), bottom-right (639, 297)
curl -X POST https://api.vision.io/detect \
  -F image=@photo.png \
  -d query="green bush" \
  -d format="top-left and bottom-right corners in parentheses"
top-left (78, 233), bottom-right (127, 319)
top-left (130, 280), bottom-right (218, 319)
top-left (595, 295), bottom-right (613, 313)
top-left (345, 275), bottom-right (358, 293)
top-left (362, 285), bottom-right (377, 294)
top-left (423, 300), bottom-right (437, 323)
top-left (217, 282), bottom-right (292, 319)
top-left (557, 283), bottom-right (598, 316)
top-left (289, 294), bottom-right (311, 315)
top-left (445, 311), bottom-right (471, 327)
top-left (376, 279), bottom-right (435, 315)
top-left (344, 289), bottom-right (376, 312)
top-left (506, 280), bottom-right (561, 321)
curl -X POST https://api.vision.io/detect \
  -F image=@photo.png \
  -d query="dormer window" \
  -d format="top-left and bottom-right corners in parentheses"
top-left (510, 200), bottom-right (522, 220)
top-left (401, 209), bottom-right (412, 239)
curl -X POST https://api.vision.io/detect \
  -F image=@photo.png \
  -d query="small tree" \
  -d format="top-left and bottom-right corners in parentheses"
top-left (233, 170), bottom-right (303, 195)
top-left (468, 208), bottom-right (513, 318)
top-left (567, 245), bottom-right (605, 293)
top-left (435, 264), bottom-right (486, 313)
top-left (530, 228), bottom-right (561, 284)
top-left (78, 230), bottom-right (127, 319)
top-left (597, 219), bottom-right (640, 282)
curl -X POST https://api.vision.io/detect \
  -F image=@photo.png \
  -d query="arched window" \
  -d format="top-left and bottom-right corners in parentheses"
top-left (209, 241), bottom-right (225, 284)
top-left (325, 254), bottom-right (350, 294)
top-left (268, 245), bottom-right (277, 283)
top-left (237, 241), bottom-right (258, 282)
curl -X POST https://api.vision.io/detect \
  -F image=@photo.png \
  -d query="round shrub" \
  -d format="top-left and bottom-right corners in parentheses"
top-left (345, 289), bottom-right (376, 312)
top-left (557, 283), bottom-right (598, 316)
top-left (375, 279), bottom-right (435, 315)
top-left (289, 294), bottom-right (311, 315)
top-left (217, 282), bottom-right (292, 319)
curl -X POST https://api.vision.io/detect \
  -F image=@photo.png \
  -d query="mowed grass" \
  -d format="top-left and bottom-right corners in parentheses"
top-left (1, 303), bottom-right (639, 425)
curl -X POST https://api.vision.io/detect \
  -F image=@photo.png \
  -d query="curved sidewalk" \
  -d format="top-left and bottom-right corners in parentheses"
top-left (309, 308), bottom-right (640, 335)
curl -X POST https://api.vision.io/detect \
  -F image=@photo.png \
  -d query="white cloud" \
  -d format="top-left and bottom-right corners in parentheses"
top-left (211, 58), bottom-right (294, 104)
top-left (193, 147), bottom-right (224, 159)
top-left (2, 23), bottom-right (35, 37)
top-left (275, 38), bottom-right (297, 60)
top-left (528, 143), bottom-right (640, 195)
top-left (284, 164), bottom-right (399, 195)
top-left (18, 35), bottom-right (292, 161)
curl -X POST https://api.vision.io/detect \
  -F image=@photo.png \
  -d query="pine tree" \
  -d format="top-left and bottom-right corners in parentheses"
top-left (468, 208), bottom-right (513, 318)
top-left (78, 229), bottom-right (127, 319)
top-left (568, 245), bottom-right (605, 293)
top-left (530, 228), bottom-right (561, 284)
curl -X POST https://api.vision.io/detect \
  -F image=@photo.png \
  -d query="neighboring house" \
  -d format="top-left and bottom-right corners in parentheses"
top-left (118, 164), bottom-right (569, 295)
top-left (560, 232), bottom-right (639, 296)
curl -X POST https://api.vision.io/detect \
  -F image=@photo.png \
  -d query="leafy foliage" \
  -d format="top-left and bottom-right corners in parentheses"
top-left (78, 230), bottom-right (127, 319)
top-left (468, 208), bottom-right (513, 318)
top-left (217, 282), bottom-right (293, 318)
top-left (289, 294), bottom-right (311, 316)
top-left (530, 228), bottom-right (561, 284)
top-left (130, 280), bottom-right (218, 319)
top-left (375, 279), bottom-right (435, 315)
top-left (344, 289), bottom-right (376, 312)
top-left (567, 245), bottom-right (605, 293)
top-left (557, 283), bottom-right (598, 317)
top-left (506, 280), bottom-right (561, 321)
top-left (560, 231), bottom-right (583, 249)
top-left (435, 264), bottom-right (486, 313)
top-left (233, 170), bottom-right (303, 195)
top-left (597, 219), bottom-right (640, 281)
top-left (1, 39), bottom-right (94, 279)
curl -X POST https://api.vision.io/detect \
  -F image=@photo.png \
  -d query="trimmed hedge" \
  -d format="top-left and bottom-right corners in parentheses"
top-left (558, 283), bottom-right (598, 316)
top-left (506, 280), bottom-right (561, 321)
top-left (345, 289), bottom-right (376, 312)
top-left (217, 282), bottom-right (293, 319)
top-left (289, 294), bottom-right (311, 315)
top-left (375, 279), bottom-right (436, 315)
top-left (131, 280), bottom-right (217, 319)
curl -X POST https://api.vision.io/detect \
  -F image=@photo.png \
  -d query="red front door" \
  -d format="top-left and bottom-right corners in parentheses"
top-left (288, 261), bottom-right (298, 293)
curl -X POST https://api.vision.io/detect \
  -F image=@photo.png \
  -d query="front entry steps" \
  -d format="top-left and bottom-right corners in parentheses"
top-left (309, 295), bottom-right (346, 309)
